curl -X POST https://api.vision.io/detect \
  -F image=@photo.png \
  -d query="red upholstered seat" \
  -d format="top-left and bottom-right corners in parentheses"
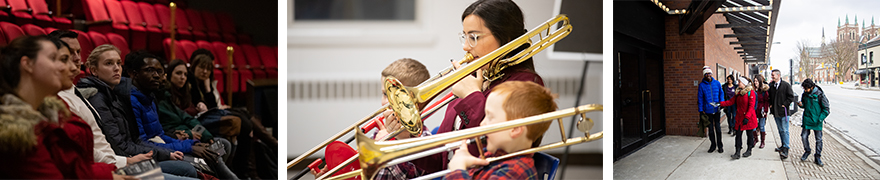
top-left (195, 40), bottom-right (213, 51)
top-left (179, 40), bottom-right (198, 61)
top-left (0, 22), bottom-right (25, 42)
top-left (211, 41), bottom-right (239, 92)
top-left (27, 0), bottom-right (73, 29)
top-left (215, 13), bottom-right (239, 43)
top-left (163, 38), bottom-right (188, 61)
top-left (71, 30), bottom-right (94, 63)
top-left (227, 44), bottom-right (253, 90)
top-left (21, 24), bottom-right (45, 36)
top-left (106, 33), bottom-right (129, 59)
top-left (256, 45), bottom-right (277, 78)
top-left (240, 44), bottom-right (267, 79)
top-left (101, 0), bottom-right (146, 52)
top-left (136, 2), bottom-right (165, 52)
top-left (43, 27), bottom-right (58, 35)
top-left (88, 31), bottom-right (109, 47)
top-left (0, 0), bottom-right (11, 22)
top-left (186, 9), bottom-right (216, 41)
top-left (6, 0), bottom-right (34, 24)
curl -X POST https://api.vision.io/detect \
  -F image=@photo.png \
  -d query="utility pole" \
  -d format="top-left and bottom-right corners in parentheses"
top-left (790, 59), bottom-right (794, 83)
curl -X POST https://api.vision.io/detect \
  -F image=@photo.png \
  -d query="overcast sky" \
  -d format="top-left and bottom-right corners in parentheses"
top-left (769, 0), bottom-right (880, 75)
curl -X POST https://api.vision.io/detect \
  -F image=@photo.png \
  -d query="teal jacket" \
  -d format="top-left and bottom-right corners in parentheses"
top-left (798, 87), bottom-right (830, 130)
top-left (156, 90), bottom-right (214, 141)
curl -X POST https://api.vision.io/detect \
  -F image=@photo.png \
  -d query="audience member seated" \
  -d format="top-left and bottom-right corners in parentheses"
top-left (0, 35), bottom-right (117, 179)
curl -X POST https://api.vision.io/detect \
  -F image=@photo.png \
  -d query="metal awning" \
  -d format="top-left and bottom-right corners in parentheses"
top-left (649, 0), bottom-right (781, 63)
top-left (718, 0), bottom-right (781, 64)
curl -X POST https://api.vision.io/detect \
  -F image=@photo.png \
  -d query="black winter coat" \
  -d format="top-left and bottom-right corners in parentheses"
top-left (78, 76), bottom-right (173, 160)
top-left (768, 80), bottom-right (797, 117)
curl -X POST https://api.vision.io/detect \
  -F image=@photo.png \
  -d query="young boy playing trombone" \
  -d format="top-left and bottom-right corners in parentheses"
top-left (445, 81), bottom-right (556, 180)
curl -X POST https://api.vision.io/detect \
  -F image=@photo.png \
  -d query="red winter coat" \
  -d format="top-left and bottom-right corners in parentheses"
top-left (719, 86), bottom-right (758, 131)
top-left (0, 95), bottom-right (115, 179)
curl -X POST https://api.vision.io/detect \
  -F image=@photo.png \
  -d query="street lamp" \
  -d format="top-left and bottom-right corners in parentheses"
top-left (790, 58), bottom-right (794, 83)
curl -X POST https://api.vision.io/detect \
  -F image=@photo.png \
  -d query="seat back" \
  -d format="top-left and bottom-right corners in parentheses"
top-left (0, 27), bottom-right (8, 46)
top-left (106, 33), bottom-right (129, 58)
top-left (21, 24), bottom-right (46, 36)
top-left (138, 2), bottom-right (162, 30)
top-left (186, 9), bottom-right (206, 33)
top-left (26, 0), bottom-right (51, 15)
top-left (227, 43), bottom-right (247, 68)
top-left (0, 22), bottom-right (25, 41)
top-left (120, 1), bottom-right (146, 28)
top-left (88, 31), bottom-right (109, 47)
top-left (216, 13), bottom-right (236, 33)
top-left (533, 152), bottom-right (560, 180)
top-left (82, 0), bottom-right (110, 22)
top-left (195, 40), bottom-right (212, 50)
top-left (179, 40), bottom-right (198, 61)
top-left (103, 0), bottom-right (129, 25)
top-left (240, 44), bottom-right (262, 68)
top-left (201, 11), bottom-right (220, 33)
top-left (153, 3), bottom-right (171, 32)
top-left (256, 45), bottom-right (277, 69)
top-left (174, 8), bottom-right (190, 32)
top-left (7, 0), bottom-right (29, 12)
top-left (163, 38), bottom-right (187, 61)
top-left (44, 27), bottom-right (59, 35)
top-left (211, 41), bottom-right (230, 68)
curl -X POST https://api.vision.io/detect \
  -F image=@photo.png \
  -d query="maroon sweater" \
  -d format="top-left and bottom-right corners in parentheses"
top-left (411, 69), bottom-right (544, 174)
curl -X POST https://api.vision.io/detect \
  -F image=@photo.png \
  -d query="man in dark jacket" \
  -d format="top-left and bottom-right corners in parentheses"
top-left (698, 67), bottom-right (725, 153)
top-left (769, 69), bottom-right (796, 159)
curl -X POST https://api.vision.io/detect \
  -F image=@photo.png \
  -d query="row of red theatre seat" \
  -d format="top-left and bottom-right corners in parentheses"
top-left (163, 38), bottom-right (277, 93)
top-left (0, 0), bottom-right (73, 29)
top-left (0, 22), bottom-right (277, 94)
top-left (82, 0), bottom-right (250, 54)
top-left (0, 22), bottom-right (131, 59)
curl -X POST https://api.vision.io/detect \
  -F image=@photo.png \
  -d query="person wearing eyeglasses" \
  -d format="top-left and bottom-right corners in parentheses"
top-left (413, 0), bottom-right (546, 174)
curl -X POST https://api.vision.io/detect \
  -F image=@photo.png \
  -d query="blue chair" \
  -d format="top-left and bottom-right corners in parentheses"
top-left (431, 126), bottom-right (440, 135)
top-left (534, 152), bottom-right (560, 180)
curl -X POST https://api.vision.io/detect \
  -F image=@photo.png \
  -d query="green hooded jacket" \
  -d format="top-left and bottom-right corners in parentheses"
top-left (798, 87), bottom-right (829, 130)
top-left (155, 90), bottom-right (214, 141)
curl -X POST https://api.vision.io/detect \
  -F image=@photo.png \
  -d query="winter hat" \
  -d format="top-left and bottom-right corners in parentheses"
top-left (703, 67), bottom-right (712, 75)
top-left (738, 76), bottom-right (750, 86)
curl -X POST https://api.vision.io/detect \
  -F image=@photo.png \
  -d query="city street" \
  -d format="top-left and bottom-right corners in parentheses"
top-left (791, 83), bottom-right (880, 162)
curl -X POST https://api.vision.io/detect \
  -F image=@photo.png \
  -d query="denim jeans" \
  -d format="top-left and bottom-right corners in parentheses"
top-left (801, 128), bottom-right (823, 158)
top-left (158, 160), bottom-right (198, 178)
top-left (726, 106), bottom-right (737, 131)
top-left (774, 116), bottom-right (790, 148)
top-left (757, 117), bottom-right (766, 132)
top-left (707, 112), bottom-right (723, 150)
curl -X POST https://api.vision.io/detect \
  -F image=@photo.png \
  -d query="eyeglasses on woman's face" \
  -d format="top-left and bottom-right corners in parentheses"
top-left (459, 32), bottom-right (488, 47)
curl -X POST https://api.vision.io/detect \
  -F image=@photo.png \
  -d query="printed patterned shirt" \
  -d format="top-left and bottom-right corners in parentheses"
top-left (371, 129), bottom-right (431, 180)
top-left (442, 150), bottom-right (537, 180)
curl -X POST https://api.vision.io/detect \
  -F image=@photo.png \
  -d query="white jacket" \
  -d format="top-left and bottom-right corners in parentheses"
top-left (58, 87), bottom-right (128, 168)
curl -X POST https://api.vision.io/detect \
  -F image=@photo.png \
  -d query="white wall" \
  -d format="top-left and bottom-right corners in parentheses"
top-left (287, 0), bottom-right (603, 158)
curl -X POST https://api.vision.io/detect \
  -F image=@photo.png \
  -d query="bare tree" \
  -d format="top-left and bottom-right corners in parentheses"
top-left (795, 39), bottom-right (815, 81)
top-left (826, 39), bottom-right (858, 82)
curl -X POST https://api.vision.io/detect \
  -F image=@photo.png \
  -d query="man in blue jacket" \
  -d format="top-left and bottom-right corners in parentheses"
top-left (124, 51), bottom-right (218, 163)
top-left (698, 67), bottom-right (726, 153)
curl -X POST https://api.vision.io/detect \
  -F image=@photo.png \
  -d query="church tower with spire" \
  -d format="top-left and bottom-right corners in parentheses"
top-left (864, 16), bottom-right (879, 41)
top-left (839, 14), bottom-right (861, 42)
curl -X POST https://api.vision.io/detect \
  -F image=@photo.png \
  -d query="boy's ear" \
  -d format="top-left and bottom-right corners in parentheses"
top-left (509, 126), bottom-right (525, 139)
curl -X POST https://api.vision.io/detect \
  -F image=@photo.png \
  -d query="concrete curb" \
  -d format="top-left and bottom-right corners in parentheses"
top-left (824, 124), bottom-right (880, 175)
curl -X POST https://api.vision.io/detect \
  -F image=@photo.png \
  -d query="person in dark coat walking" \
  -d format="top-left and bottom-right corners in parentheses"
top-left (797, 79), bottom-right (829, 167)
top-left (769, 69), bottom-right (796, 159)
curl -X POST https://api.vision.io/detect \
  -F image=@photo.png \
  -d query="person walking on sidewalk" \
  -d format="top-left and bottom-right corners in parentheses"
top-left (797, 79), bottom-right (829, 167)
top-left (723, 75), bottom-right (738, 135)
top-left (769, 69), bottom-right (796, 159)
top-left (698, 67), bottom-right (725, 153)
top-left (753, 74), bottom-right (770, 149)
top-left (718, 76), bottom-right (757, 159)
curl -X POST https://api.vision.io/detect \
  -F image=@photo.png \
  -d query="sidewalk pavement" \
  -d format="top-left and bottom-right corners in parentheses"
top-left (614, 112), bottom-right (880, 180)
top-left (837, 82), bottom-right (880, 91)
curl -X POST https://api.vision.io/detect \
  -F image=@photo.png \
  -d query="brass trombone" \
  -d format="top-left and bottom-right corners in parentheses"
top-left (288, 14), bottom-right (573, 177)
top-left (326, 104), bottom-right (603, 180)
